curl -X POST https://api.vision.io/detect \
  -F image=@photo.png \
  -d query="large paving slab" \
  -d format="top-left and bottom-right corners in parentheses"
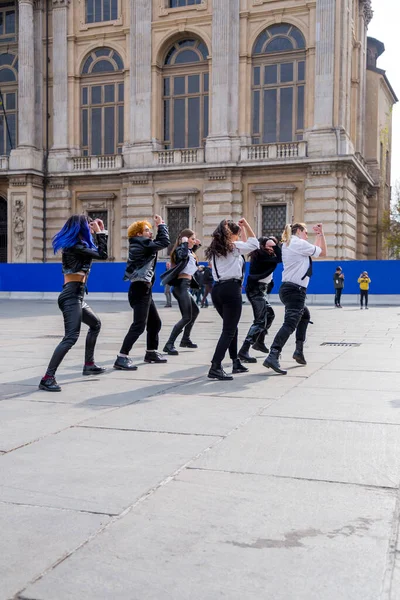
top-left (0, 427), bottom-right (218, 514)
top-left (192, 415), bottom-right (400, 488)
top-left (0, 502), bottom-right (109, 600)
top-left (19, 469), bottom-right (396, 600)
top-left (297, 368), bottom-right (400, 392)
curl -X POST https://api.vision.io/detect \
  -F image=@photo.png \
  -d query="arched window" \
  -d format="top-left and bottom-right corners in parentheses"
top-left (252, 24), bottom-right (306, 144)
top-left (81, 48), bottom-right (124, 156)
top-left (162, 39), bottom-right (209, 149)
top-left (0, 53), bottom-right (18, 155)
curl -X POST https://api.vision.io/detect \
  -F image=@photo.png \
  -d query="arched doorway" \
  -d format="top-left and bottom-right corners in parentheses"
top-left (0, 197), bottom-right (7, 262)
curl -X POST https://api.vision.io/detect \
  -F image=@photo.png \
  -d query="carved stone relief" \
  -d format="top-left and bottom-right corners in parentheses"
top-left (12, 197), bottom-right (26, 261)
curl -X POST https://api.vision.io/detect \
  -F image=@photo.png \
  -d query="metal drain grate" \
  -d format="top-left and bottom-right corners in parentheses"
top-left (320, 342), bottom-right (361, 347)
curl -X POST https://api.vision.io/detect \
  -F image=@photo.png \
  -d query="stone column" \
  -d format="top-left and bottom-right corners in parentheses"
top-left (206, 0), bottom-right (240, 163)
top-left (124, 0), bottom-right (153, 168)
top-left (10, 0), bottom-right (42, 170)
top-left (34, 2), bottom-right (43, 150)
top-left (51, 0), bottom-right (70, 152)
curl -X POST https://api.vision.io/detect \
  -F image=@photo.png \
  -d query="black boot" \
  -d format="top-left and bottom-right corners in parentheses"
top-left (232, 358), bottom-right (249, 374)
top-left (144, 351), bottom-right (167, 364)
top-left (293, 341), bottom-right (307, 365)
top-left (252, 333), bottom-right (269, 354)
top-left (238, 341), bottom-right (257, 363)
top-left (180, 339), bottom-right (198, 348)
top-left (163, 342), bottom-right (179, 355)
top-left (39, 376), bottom-right (61, 392)
top-left (263, 351), bottom-right (287, 375)
top-left (82, 364), bottom-right (106, 376)
top-left (208, 362), bottom-right (233, 381)
top-left (113, 356), bottom-right (138, 371)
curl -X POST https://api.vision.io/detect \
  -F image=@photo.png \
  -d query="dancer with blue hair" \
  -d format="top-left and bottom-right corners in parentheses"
top-left (39, 215), bottom-right (108, 392)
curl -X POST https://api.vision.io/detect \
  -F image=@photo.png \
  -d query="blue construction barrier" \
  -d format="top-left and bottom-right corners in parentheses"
top-left (0, 260), bottom-right (399, 295)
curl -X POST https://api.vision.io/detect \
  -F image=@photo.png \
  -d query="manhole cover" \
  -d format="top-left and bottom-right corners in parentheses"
top-left (320, 342), bottom-right (361, 347)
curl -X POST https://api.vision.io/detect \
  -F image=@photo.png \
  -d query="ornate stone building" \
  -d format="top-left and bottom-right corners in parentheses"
top-left (0, 0), bottom-right (396, 263)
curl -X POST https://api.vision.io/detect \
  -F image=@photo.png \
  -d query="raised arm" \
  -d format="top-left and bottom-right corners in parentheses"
top-left (146, 215), bottom-right (170, 251)
top-left (313, 223), bottom-right (327, 257)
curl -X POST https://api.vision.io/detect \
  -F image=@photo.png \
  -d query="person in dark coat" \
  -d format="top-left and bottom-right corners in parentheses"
top-left (333, 266), bottom-right (344, 308)
top-left (238, 236), bottom-right (282, 363)
top-left (114, 215), bottom-right (170, 370)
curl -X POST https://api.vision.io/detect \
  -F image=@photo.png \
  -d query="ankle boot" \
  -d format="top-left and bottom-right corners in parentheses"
top-left (232, 358), bottom-right (249, 374)
top-left (163, 341), bottom-right (179, 355)
top-left (180, 339), bottom-right (198, 349)
top-left (293, 341), bottom-right (307, 365)
top-left (39, 376), bottom-right (61, 392)
top-left (238, 341), bottom-right (257, 363)
top-left (252, 338), bottom-right (269, 354)
top-left (263, 350), bottom-right (287, 375)
top-left (208, 362), bottom-right (233, 381)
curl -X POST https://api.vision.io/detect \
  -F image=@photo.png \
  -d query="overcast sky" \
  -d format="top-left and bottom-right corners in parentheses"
top-left (368, 0), bottom-right (399, 185)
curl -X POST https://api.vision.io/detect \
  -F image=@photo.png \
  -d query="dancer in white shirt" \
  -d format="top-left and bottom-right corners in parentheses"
top-left (205, 218), bottom-right (259, 381)
top-left (264, 222), bottom-right (327, 375)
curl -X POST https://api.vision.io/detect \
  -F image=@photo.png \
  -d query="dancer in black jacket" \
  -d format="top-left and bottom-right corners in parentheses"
top-left (114, 215), bottom-right (170, 370)
top-left (39, 215), bottom-right (108, 392)
top-left (162, 229), bottom-right (202, 355)
top-left (238, 236), bottom-right (282, 363)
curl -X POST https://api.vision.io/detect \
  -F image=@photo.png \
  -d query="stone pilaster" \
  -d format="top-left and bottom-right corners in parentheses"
top-left (123, 0), bottom-right (153, 168)
top-left (202, 170), bottom-right (242, 248)
top-left (206, 0), bottom-right (240, 163)
top-left (10, 0), bottom-right (42, 170)
top-left (49, 0), bottom-right (70, 172)
top-left (8, 175), bottom-right (44, 262)
top-left (122, 174), bottom-right (154, 258)
top-left (34, 1), bottom-right (43, 150)
top-left (45, 178), bottom-right (72, 261)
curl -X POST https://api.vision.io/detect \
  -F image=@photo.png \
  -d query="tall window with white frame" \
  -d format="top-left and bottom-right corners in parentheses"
top-left (169, 0), bottom-right (202, 6)
top-left (86, 0), bottom-right (118, 23)
top-left (252, 24), bottom-right (306, 145)
top-left (81, 48), bottom-right (124, 156)
top-left (162, 39), bottom-right (209, 149)
top-left (0, 53), bottom-right (18, 155)
top-left (0, 1), bottom-right (16, 43)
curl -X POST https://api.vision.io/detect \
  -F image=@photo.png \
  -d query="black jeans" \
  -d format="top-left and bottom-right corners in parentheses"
top-left (211, 280), bottom-right (243, 365)
top-left (201, 283), bottom-right (213, 307)
top-left (244, 282), bottom-right (275, 344)
top-left (334, 289), bottom-right (343, 306)
top-left (120, 282), bottom-right (161, 354)
top-left (270, 282), bottom-right (311, 354)
top-left (46, 282), bottom-right (101, 377)
top-left (167, 279), bottom-right (199, 343)
top-left (360, 290), bottom-right (368, 307)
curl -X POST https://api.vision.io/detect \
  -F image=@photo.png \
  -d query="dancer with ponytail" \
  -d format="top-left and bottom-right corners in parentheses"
top-left (238, 236), bottom-right (282, 363)
top-left (206, 218), bottom-right (259, 381)
top-left (162, 229), bottom-right (202, 355)
top-left (39, 215), bottom-right (108, 392)
top-left (263, 222), bottom-right (327, 375)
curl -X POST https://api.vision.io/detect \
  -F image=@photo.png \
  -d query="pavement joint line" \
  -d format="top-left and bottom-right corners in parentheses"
top-left (258, 414), bottom-right (400, 427)
top-left (75, 425), bottom-right (225, 438)
top-left (0, 499), bottom-right (116, 518)
top-left (380, 486), bottom-right (400, 599)
top-left (186, 467), bottom-right (400, 492)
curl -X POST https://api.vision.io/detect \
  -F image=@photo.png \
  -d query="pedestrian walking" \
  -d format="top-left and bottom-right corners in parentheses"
top-left (162, 229), bottom-right (202, 355)
top-left (114, 215), bottom-right (170, 370)
top-left (264, 222), bottom-right (327, 375)
top-left (39, 215), bottom-right (109, 392)
top-left (163, 261), bottom-right (172, 307)
top-left (201, 262), bottom-right (214, 307)
top-left (238, 236), bottom-right (282, 363)
top-left (333, 266), bottom-right (344, 308)
top-left (205, 218), bottom-right (259, 381)
top-left (358, 271), bottom-right (371, 309)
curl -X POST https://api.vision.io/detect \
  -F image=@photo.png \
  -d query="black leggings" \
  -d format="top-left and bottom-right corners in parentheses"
top-left (167, 279), bottom-right (199, 344)
top-left (270, 282), bottom-right (311, 354)
top-left (244, 282), bottom-right (275, 344)
top-left (360, 290), bottom-right (368, 307)
top-left (211, 280), bottom-right (243, 365)
top-left (46, 282), bottom-right (101, 377)
top-left (120, 282), bottom-right (161, 354)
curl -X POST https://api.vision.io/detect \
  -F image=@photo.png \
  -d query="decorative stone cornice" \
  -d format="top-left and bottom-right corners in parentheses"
top-left (52, 0), bottom-right (70, 6)
top-left (360, 0), bottom-right (373, 26)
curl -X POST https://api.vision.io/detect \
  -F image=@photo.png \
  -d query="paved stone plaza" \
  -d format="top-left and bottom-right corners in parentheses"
top-left (1, 298), bottom-right (400, 599)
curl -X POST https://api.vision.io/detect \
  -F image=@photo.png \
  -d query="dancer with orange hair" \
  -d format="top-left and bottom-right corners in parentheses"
top-left (114, 215), bottom-right (170, 371)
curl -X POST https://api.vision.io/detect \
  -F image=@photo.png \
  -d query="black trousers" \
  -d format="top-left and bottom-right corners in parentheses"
top-left (360, 290), bottom-right (369, 307)
top-left (244, 282), bottom-right (275, 344)
top-left (201, 283), bottom-right (213, 307)
top-left (46, 282), bottom-right (101, 377)
top-left (164, 284), bottom-right (172, 307)
top-left (334, 289), bottom-right (343, 306)
top-left (120, 282), bottom-right (161, 354)
top-left (270, 282), bottom-right (311, 354)
top-left (211, 280), bottom-right (243, 365)
top-left (167, 279), bottom-right (199, 343)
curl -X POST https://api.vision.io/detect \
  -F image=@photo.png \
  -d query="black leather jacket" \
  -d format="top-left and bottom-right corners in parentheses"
top-left (123, 224), bottom-right (170, 284)
top-left (246, 245), bottom-right (282, 286)
top-left (161, 243), bottom-right (201, 287)
top-left (61, 233), bottom-right (108, 275)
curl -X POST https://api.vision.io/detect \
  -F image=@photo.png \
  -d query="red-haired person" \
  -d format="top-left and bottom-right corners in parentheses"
top-left (114, 215), bottom-right (169, 370)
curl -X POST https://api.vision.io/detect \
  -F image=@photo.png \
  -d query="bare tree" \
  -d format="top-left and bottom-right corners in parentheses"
top-left (378, 180), bottom-right (400, 259)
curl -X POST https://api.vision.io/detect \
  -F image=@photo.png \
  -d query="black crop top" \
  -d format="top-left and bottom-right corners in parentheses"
top-left (61, 232), bottom-right (108, 275)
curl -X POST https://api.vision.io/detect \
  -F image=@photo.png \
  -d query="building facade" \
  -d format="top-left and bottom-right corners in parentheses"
top-left (0, 0), bottom-right (396, 263)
